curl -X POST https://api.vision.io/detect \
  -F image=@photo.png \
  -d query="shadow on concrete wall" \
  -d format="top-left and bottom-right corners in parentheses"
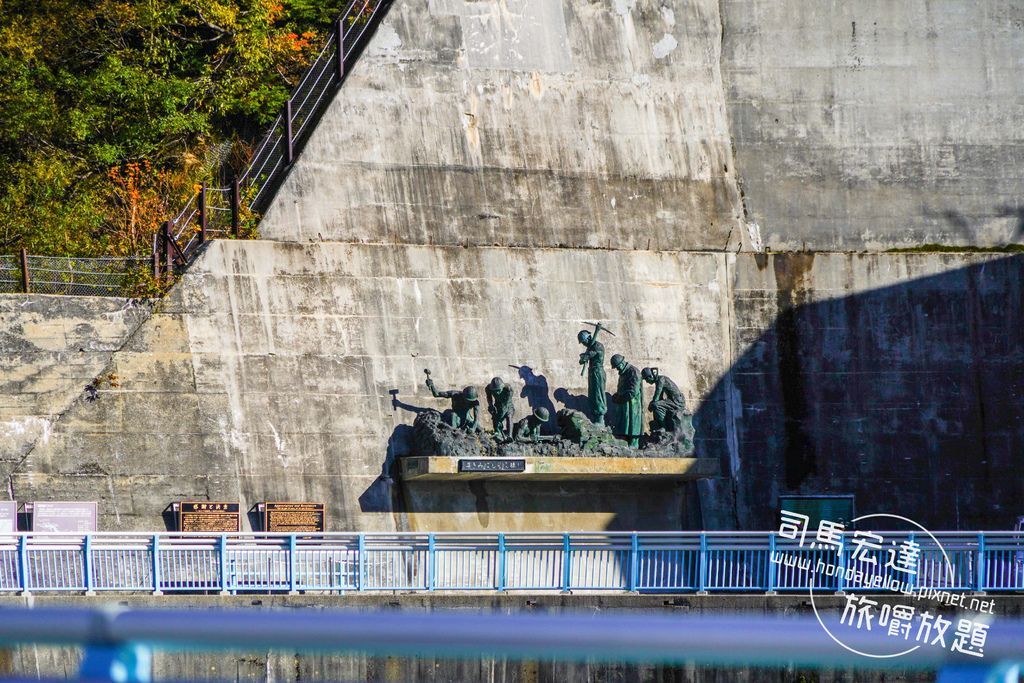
top-left (693, 253), bottom-right (1024, 531)
top-left (512, 366), bottom-right (558, 432)
top-left (401, 480), bottom-right (693, 531)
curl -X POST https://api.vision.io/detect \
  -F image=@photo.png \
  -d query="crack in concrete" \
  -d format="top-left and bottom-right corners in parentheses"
top-left (4, 298), bottom-right (157, 499)
top-left (716, 0), bottom-right (752, 253)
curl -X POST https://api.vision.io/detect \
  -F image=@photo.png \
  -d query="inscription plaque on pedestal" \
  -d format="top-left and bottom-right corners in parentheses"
top-left (458, 459), bottom-right (526, 473)
top-left (176, 502), bottom-right (240, 532)
top-left (28, 501), bottom-right (97, 532)
top-left (260, 502), bottom-right (326, 532)
top-left (0, 501), bottom-right (16, 533)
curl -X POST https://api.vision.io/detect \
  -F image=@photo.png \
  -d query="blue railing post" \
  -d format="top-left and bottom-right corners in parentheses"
top-left (628, 533), bottom-right (639, 592)
top-left (83, 535), bottom-right (95, 595)
top-left (151, 535), bottom-right (162, 595)
top-left (975, 532), bottom-right (986, 593)
top-left (427, 534), bottom-right (436, 591)
top-left (18, 534), bottom-right (30, 595)
top-left (357, 534), bottom-right (366, 591)
top-left (905, 533), bottom-right (916, 594)
top-left (218, 535), bottom-right (229, 595)
top-left (497, 534), bottom-right (506, 592)
top-left (562, 534), bottom-right (572, 593)
top-left (766, 533), bottom-right (776, 593)
top-left (836, 534), bottom-right (845, 594)
top-left (698, 533), bottom-right (708, 594)
top-left (288, 535), bottom-right (298, 595)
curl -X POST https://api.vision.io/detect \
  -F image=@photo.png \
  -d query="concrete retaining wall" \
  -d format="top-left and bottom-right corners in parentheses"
top-left (259, 0), bottom-right (745, 250)
top-left (261, 0), bottom-right (1024, 251)
top-left (4, 241), bottom-right (731, 531)
top-left (722, 0), bottom-right (1024, 250)
top-left (0, 296), bottom-right (150, 495)
top-left (702, 252), bottom-right (1024, 530)
top-left (4, 244), bottom-right (1021, 531)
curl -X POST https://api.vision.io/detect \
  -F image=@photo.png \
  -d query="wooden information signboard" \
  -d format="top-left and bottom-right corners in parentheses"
top-left (260, 502), bottom-right (326, 532)
top-left (176, 501), bottom-right (240, 532)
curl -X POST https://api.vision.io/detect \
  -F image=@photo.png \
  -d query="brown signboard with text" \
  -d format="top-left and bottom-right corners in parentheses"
top-left (261, 502), bottom-right (326, 532)
top-left (176, 501), bottom-right (240, 532)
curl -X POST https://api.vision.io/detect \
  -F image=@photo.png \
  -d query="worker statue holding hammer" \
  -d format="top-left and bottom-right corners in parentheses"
top-left (577, 322), bottom-right (613, 425)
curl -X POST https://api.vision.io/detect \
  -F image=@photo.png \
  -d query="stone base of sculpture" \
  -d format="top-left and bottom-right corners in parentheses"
top-left (409, 409), bottom-right (695, 459)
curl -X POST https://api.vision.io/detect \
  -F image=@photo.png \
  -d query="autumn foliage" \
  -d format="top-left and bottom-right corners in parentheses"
top-left (0, 0), bottom-right (347, 257)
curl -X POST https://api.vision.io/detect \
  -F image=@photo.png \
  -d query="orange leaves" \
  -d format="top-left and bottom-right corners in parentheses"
top-left (106, 160), bottom-right (177, 256)
top-left (285, 32), bottom-right (314, 52)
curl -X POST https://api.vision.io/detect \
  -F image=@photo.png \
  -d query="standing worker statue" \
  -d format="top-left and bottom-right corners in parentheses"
top-left (641, 367), bottom-right (686, 433)
top-left (485, 376), bottom-right (515, 440)
top-left (577, 323), bottom-right (613, 425)
top-left (425, 370), bottom-right (481, 432)
top-left (610, 354), bottom-right (643, 447)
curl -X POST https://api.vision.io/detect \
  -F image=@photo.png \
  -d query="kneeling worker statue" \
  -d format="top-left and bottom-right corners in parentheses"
top-left (485, 376), bottom-right (515, 440)
top-left (425, 371), bottom-right (481, 432)
top-left (513, 407), bottom-right (554, 443)
top-left (641, 367), bottom-right (685, 433)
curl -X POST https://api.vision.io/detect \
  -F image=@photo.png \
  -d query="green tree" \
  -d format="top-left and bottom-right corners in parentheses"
top-left (0, 0), bottom-right (343, 256)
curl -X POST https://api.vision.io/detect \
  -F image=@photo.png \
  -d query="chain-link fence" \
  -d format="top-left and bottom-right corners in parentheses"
top-left (0, 255), bottom-right (19, 293)
top-left (0, 253), bottom-right (148, 297)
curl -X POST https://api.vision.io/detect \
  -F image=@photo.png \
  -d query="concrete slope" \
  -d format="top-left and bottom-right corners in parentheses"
top-left (10, 242), bottom-right (1021, 532)
top-left (1, 296), bottom-right (151, 498)
top-left (10, 240), bottom-right (731, 531)
top-left (261, 0), bottom-right (1024, 251)
top-left (259, 0), bottom-right (745, 250)
top-left (722, 0), bottom-right (1024, 250)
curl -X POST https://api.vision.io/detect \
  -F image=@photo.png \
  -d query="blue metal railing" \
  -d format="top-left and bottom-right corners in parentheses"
top-left (0, 531), bottom-right (1021, 595)
top-left (1, 607), bottom-right (1022, 683)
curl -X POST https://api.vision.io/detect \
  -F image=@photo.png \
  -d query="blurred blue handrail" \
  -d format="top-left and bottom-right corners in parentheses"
top-left (0, 607), bottom-right (1021, 683)
top-left (0, 531), bottom-right (1021, 595)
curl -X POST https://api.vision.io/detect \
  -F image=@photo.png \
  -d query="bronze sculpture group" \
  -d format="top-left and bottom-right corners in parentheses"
top-left (422, 323), bottom-right (688, 450)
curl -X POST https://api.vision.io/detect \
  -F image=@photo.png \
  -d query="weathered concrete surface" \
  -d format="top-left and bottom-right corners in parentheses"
top-left (260, 0), bottom-right (745, 250)
top-left (7, 240), bottom-right (729, 532)
top-left (4, 594), bottom-right (1022, 681)
top-left (4, 246), bottom-right (1022, 532)
top-left (697, 252), bottom-right (1024, 530)
top-left (261, 0), bottom-right (1024, 251)
top-left (0, 296), bottom-right (151, 492)
top-left (721, 0), bottom-right (1024, 250)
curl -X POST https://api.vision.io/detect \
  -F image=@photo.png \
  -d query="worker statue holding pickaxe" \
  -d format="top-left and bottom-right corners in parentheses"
top-left (577, 322), bottom-right (614, 425)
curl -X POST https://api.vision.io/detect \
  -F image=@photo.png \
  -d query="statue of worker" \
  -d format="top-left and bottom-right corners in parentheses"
top-left (513, 407), bottom-right (554, 443)
top-left (577, 329), bottom-right (607, 425)
top-left (425, 375), bottom-right (481, 432)
top-left (610, 354), bottom-right (643, 447)
top-left (485, 376), bottom-right (515, 440)
top-left (641, 367), bottom-right (685, 433)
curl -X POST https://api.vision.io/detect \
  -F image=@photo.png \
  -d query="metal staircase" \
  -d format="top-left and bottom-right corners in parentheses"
top-left (153, 0), bottom-right (393, 279)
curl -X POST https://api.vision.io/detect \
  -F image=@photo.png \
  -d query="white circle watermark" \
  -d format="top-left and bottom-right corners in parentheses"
top-left (774, 510), bottom-right (993, 660)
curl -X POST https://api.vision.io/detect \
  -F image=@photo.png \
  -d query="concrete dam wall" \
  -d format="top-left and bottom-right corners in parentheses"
top-left (3, 245), bottom-right (1021, 531)
top-left (261, 0), bottom-right (1024, 251)
top-left (2, 0), bottom-right (1023, 532)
